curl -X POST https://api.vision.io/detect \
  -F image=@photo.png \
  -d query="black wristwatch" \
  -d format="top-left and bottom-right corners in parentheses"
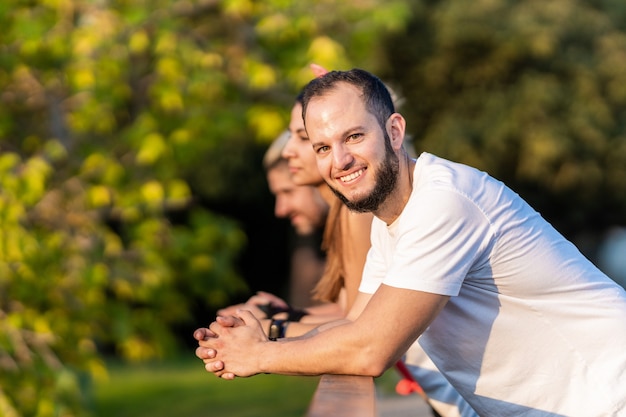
top-left (268, 319), bottom-right (288, 341)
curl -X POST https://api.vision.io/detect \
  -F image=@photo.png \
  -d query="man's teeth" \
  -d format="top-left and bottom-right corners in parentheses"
top-left (340, 169), bottom-right (363, 182)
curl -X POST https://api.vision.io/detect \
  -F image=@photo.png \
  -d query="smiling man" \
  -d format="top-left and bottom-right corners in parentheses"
top-left (195, 69), bottom-right (626, 416)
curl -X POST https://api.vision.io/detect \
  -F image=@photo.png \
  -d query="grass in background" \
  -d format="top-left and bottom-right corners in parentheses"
top-left (92, 356), bottom-right (403, 417)
top-left (92, 356), bottom-right (320, 417)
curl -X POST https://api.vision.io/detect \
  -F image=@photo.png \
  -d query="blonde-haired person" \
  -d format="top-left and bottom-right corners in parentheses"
top-left (263, 130), bottom-right (328, 307)
top-left (217, 130), bottom-right (348, 325)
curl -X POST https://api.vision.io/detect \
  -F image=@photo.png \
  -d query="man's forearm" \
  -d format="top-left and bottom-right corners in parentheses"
top-left (199, 286), bottom-right (448, 380)
top-left (285, 318), bottom-right (350, 340)
top-left (256, 319), bottom-right (387, 377)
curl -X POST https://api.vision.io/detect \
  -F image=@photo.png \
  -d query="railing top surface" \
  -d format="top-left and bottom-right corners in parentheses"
top-left (305, 374), bottom-right (377, 417)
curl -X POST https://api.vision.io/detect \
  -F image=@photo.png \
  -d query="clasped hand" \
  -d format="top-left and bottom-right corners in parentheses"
top-left (194, 310), bottom-right (269, 380)
top-left (217, 291), bottom-right (289, 319)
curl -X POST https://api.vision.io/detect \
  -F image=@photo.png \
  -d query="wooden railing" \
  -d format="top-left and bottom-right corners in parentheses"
top-left (305, 375), bottom-right (378, 417)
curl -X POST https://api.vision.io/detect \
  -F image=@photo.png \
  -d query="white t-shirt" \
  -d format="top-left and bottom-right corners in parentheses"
top-left (360, 152), bottom-right (626, 416)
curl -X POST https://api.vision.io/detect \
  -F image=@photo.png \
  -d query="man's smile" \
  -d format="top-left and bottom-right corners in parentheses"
top-left (339, 168), bottom-right (365, 183)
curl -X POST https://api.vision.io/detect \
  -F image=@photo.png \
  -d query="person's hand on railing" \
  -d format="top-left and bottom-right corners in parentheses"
top-left (194, 310), bottom-right (268, 380)
top-left (217, 291), bottom-right (289, 319)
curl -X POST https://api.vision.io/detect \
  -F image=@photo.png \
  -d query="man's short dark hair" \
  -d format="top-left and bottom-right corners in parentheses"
top-left (300, 68), bottom-right (395, 132)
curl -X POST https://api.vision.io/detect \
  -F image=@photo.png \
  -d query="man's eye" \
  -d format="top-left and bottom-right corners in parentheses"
top-left (316, 145), bottom-right (330, 154)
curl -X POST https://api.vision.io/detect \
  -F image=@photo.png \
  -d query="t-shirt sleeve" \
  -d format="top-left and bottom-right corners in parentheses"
top-left (373, 188), bottom-right (493, 296)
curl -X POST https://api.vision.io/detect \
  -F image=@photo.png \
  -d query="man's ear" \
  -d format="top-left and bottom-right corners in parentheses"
top-left (386, 113), bottom-right (407, 151)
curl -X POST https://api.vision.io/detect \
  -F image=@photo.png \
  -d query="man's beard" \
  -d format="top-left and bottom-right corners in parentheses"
top-left (330, 138), bottom-right (399, 213)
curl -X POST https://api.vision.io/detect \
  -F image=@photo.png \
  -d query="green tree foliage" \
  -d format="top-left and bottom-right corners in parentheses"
top-left (0, 0), bottom-right (409, 415)
top-left (383, 0), bottom-right (626, 237)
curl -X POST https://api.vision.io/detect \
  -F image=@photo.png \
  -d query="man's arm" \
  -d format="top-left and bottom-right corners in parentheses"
top-left (276, 290), bottom-right (373, 338)
top-left (197, 284), bottom-right (449, 379)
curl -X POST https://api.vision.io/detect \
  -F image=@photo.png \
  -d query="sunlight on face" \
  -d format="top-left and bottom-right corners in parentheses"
top-left (281, 103), bottom-right (324, 187)
top-left (305, 83), bottom-right (398, 213)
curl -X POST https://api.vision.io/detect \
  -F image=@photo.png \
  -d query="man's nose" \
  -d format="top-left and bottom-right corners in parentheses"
top-left (274, 196), bottom-right (290, 218)
top-left (332, 144), bottom-right (354, 170)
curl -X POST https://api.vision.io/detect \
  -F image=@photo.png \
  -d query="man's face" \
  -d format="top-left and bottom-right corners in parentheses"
top-left (282, 102), bottom-right (324, 187)
top-left (304, 83), bottom-right (398, 213)
top-left (267, 161), bottom-right (328, 235)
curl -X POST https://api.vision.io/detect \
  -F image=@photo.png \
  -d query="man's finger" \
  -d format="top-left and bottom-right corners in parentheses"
top-left (195, 346), bottom-right (216, 360)
top-left (193, 327), bottom-right (216, 341)
top-left (206, 360), bottom-right (224, 372)
top-left (216, 315), bottom-right (245, 327)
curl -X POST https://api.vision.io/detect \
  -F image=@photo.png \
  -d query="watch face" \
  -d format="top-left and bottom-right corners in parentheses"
top-left (269, 319), bottom-right (287, 340)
